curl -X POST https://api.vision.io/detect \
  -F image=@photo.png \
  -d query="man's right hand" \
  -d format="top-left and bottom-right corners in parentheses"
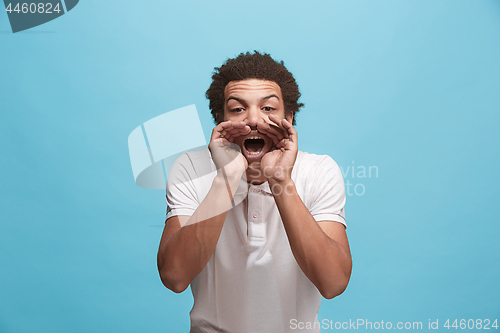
top-left (158, 120), bottom-right (251, 293)
top-left (209, 121), bottom-right (250, 180)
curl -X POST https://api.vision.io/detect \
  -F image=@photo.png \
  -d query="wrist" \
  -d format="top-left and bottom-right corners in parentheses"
top-left (262, 164), bottom-right (294, 184)
top-left (215, 170), bottom-right (243, 187)
top-left (268, 178), bottom-right (296, 196)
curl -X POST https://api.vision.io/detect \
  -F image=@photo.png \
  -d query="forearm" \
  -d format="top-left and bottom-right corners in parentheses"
top-left (158, 174), bottom-right (240, 292)
top-left (270, 178), bottom-right (352, 299)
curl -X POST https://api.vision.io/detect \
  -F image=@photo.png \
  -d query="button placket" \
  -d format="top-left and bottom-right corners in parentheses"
top-left (247, 185), bottom-right (266, 244)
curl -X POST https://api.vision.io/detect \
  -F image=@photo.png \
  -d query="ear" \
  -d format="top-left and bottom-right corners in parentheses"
top-left (215, 112), bottom-right (222, 124)
top-left (286, 112), bottom-right (294, 125)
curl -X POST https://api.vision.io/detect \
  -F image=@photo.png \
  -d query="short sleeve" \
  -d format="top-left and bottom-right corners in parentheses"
top-left (165, 153), bottom-right (200, 220)
top-left (307, 156), bottom-right (346, 227)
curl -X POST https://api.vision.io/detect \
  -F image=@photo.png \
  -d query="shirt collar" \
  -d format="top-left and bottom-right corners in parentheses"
top-left (247, 181), bottom-right (272, 195)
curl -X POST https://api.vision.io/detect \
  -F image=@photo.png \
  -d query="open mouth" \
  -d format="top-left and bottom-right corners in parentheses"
top-left (244, 137), bottom-right (266, 156)
top-left (239, 132), bottom-right (272, 161)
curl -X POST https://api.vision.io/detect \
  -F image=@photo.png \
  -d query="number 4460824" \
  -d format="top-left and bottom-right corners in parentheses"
top-left (5, 3), bottom-right (61, 14)
top-left (444, 319), bottom-right (498, 330)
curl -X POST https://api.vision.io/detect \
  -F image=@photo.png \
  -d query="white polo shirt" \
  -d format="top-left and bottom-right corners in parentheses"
top-left (166, 149), bottom-right (346, 333)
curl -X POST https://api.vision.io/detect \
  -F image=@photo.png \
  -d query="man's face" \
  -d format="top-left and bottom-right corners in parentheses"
top-left (223, 79), bottom-right (292, 165)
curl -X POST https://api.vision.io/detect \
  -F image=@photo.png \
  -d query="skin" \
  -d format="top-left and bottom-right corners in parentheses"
top-left (157, 79), bottom-right (352, 299)
top-left (221, 80), bottom-right (291, 184)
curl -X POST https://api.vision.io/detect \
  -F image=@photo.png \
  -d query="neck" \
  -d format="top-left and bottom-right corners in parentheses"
top-left (246, 166), bottom-right (267, 185)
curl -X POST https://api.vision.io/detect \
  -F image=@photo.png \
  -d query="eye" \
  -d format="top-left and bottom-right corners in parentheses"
top-left (230, 107), bottom-right (245, 113)
top-left (262, 106), bottom-right (275, 112)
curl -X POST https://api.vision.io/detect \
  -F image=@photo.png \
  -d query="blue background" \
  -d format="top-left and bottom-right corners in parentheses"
top-left (1, 0), bottom-right (499, 332)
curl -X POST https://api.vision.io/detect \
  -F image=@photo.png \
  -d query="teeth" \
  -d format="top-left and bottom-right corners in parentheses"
top-left (247, 151), bottom-right (260, 155)
top-left (246, 136), bottom-right (262, 140)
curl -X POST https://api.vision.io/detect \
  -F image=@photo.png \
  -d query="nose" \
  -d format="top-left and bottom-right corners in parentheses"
top-left (245, 107), bottom-right (267, 128)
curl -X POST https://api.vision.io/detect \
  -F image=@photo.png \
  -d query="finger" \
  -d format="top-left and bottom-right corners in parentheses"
top-left (224, 125), bottom-right (251, 142)
top-left (267, 114), bottom-right (281, 127)
top-left (256, 122), bottom-right (281, 144)
top-left (224, 131), bottom-right (248, 143)
top-left (214, 121), bottom-right (249, 142)
top-left (219, 121), bottom-right (237, 138)
top-left (211, 121), bottom-right (233, 142)
top-left (268, 114), bottom-right (289, 139)
top-left (281, 118), bottom-right (297, 144)
top-left (276, 138), bottom-right (290, 149)
top-left (224, 123), bottom-right (249, 136)
top-left (268, 122), bottom-right (288, 140)
top-left (218, 121), bottom-right (235, 132)
top-left (265, 121), bottom-right (287, 139)
top-left (230, 121), bottom-right (248, 129)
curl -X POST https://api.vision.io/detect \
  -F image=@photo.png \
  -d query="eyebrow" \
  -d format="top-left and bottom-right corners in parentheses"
top-left (226, 96), bottom-right (244, 105)
top-left (226, 94), bottom-right (280, 106)
top-left (261, 94), bottom-right (280, 101)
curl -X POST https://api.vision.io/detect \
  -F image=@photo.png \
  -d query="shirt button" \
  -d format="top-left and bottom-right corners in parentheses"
top-left (253, 212), bottom-right (258, 218)
top-left (253, 188), bottom-right (259, 193)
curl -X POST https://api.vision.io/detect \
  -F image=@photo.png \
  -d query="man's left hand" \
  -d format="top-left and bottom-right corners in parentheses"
top-left (258, 114), bottom-right (298, 183)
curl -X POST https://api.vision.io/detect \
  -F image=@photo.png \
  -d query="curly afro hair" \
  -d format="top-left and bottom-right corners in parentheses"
top-left (206, 51), bottom-right (304, 125)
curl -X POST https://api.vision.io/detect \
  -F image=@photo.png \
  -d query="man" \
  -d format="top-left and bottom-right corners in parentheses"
top-left (157, 51), bottom-right (351, 332)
